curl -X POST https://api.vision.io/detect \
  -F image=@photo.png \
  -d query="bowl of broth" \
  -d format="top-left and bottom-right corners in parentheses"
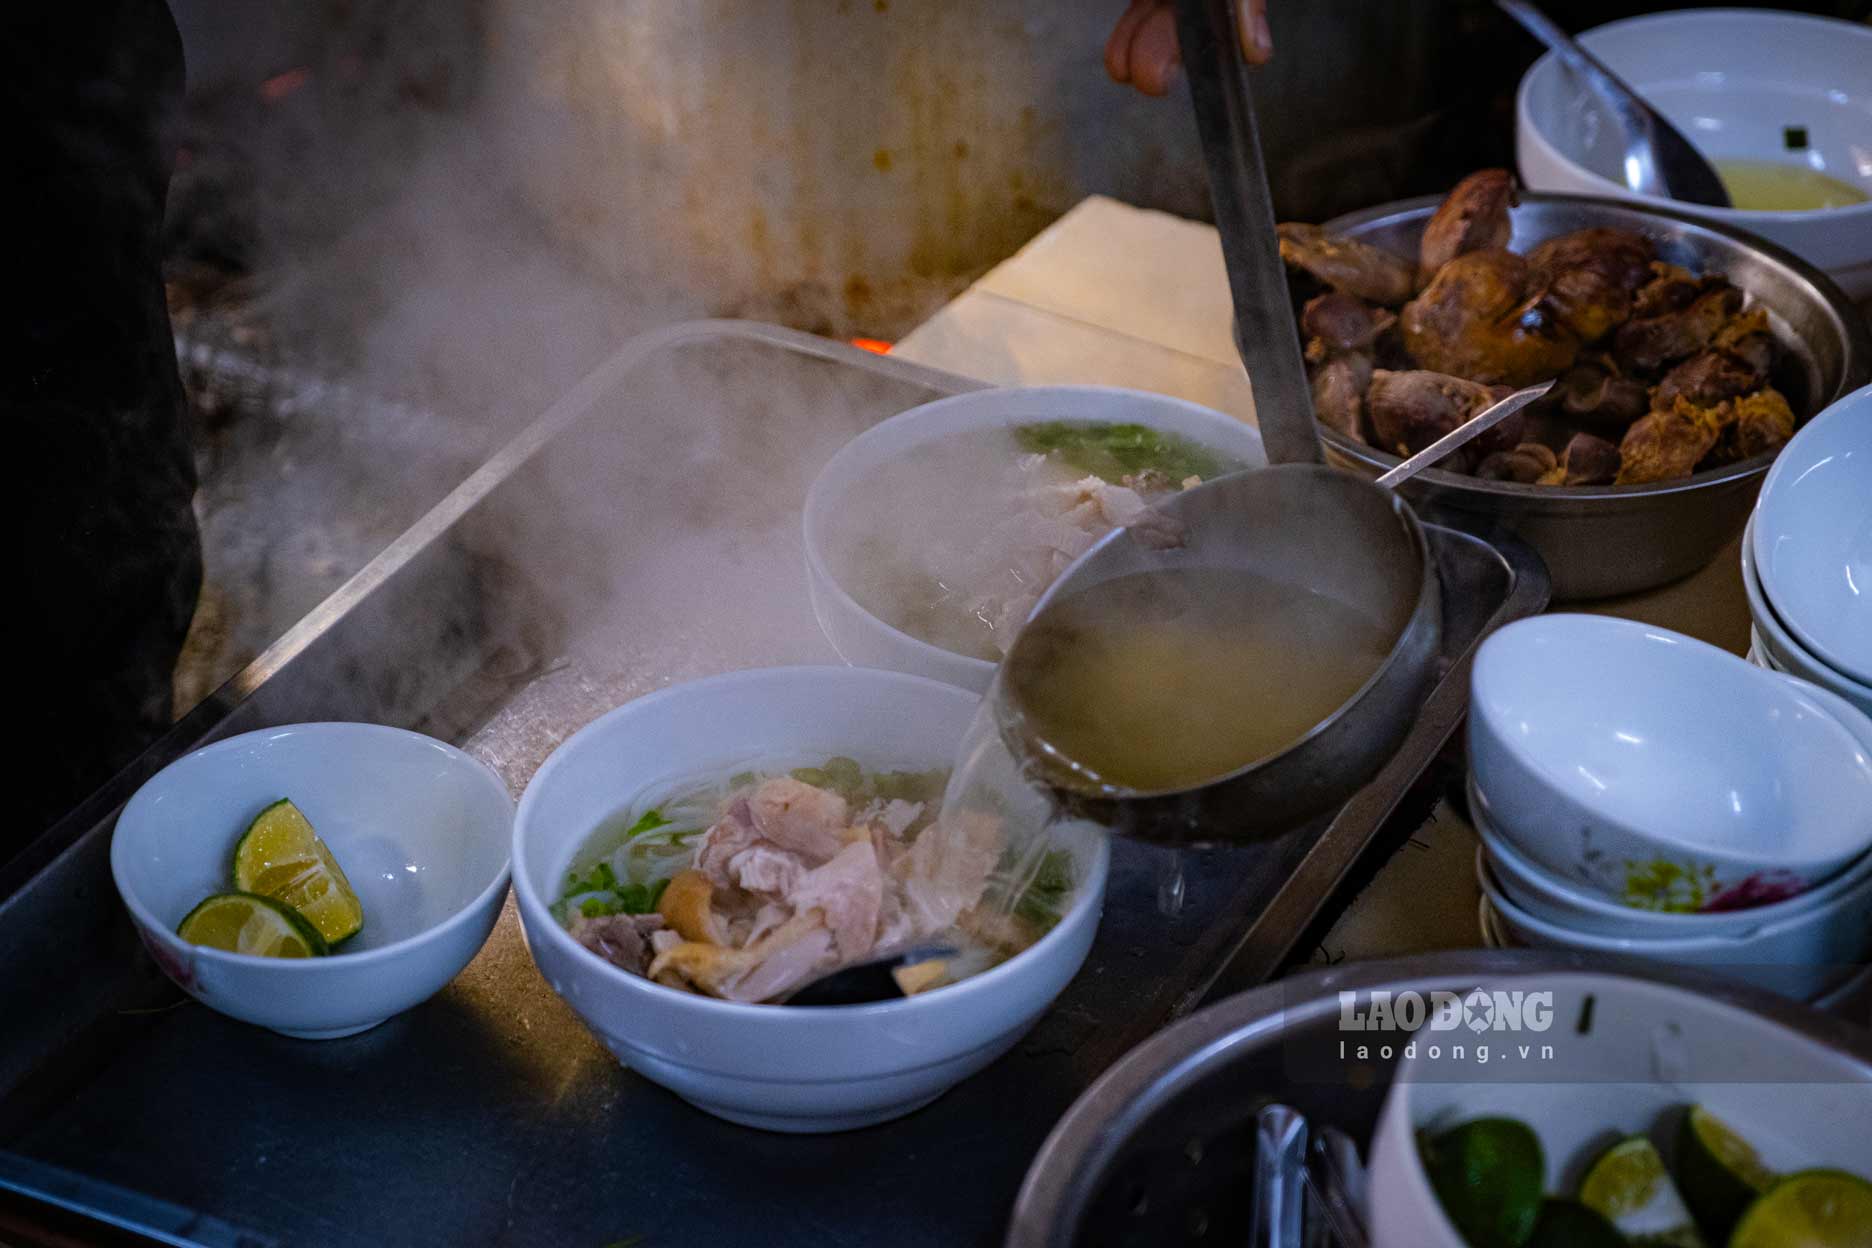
top-left (510, 665), bottom-right (1110, 1132)
top-left (803, 385), bottom-right (1264, 693)
top-left (1515, 9), bottom-right (1872, 299)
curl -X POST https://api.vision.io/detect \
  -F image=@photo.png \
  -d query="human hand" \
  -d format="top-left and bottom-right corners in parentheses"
top-left (1104, 0), bottom-right (1273, 97)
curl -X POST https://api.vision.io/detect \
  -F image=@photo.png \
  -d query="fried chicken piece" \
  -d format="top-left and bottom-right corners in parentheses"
top-left (1301, 292), bottom-right (1396, 359)
top-left (1278, 223), bottom-right (1417, 306)
top-left (1401, 248), bottom-right (1579, 386)
top-left (1654, 308), bottom-right (1776, 407)
top-left (1535, 432), bottom-right (1622, 486)
top-left (1704, 388), bottom-right (1796, 467)
top-left (1614, 283), bottom-right (1742, 373)
top-left (1616, 398), bottom-right (1725, 484)
top-left (1366, 369), bottom-right (1504, 468)
top-left (1419, 169), bottom-right (1516, 280)
top-left (1475, 442), bottom-right (1558, 484)
top-left (1525, 227), bottom-right (1655, 343)
top-left (1312, 352), bottom-right (1373, 443)
top-left (1556, 353), bottom-right (1650, 431)
top-left (1630, 262), bottom-right (1706, 319)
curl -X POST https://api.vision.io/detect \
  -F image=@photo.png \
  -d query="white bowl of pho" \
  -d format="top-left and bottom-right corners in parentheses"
top-left (511, 665), bottom-right (1110, 1133)
top-left (803, 385), bottom-right (1265, 692)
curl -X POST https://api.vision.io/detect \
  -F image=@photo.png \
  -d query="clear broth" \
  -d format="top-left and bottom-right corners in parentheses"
top-left (1714, 159), bottom-right (1868, 212)
top-left (1005, 568), bottom-right (1398, 792)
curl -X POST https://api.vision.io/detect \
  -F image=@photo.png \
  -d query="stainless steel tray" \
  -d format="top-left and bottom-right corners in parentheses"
top-left (0, 321), bottom-right (1547, 1248)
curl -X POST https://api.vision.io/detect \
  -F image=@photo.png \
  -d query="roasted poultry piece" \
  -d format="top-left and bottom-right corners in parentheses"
top-left (1283, 170), bottom-right (1797, 487)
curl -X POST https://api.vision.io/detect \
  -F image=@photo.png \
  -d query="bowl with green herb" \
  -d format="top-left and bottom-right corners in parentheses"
top-left (804, 385), bottom-right (1264, 692)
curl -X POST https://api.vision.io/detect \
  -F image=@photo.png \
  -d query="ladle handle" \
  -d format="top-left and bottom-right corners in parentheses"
top-left (1372, 380), bottom-right (1555, 490)
top-left (1174, 0), bottom-right (1322, 466)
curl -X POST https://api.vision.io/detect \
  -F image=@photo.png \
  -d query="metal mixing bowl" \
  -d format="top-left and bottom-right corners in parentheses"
top-left (1314, 193), bottom-right (1872, 601)
top-left (1006, 950), bottom-right (1872, 1248)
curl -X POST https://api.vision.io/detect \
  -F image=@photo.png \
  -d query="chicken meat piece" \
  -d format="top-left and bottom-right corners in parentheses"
top-left (1278, 222), bottom-right (1417, 306)
top-left (1041, 475), bottom-right (1187, 550)
top-left (790, 839), bottom-right (887, 962)
top-left (1554, 354), bottom-right (1650, 432)
top-left (1474, 442), bottom-right (1559, 484)
top-left (1655, 309), bottom-right (1776, 408)
top-left (1704, 388), bottom-right (1797, 468)
top-left (648, 911), bottom-right (837, 1004)
top-left (1401, 248), bottom-right (1579, 386)
top-left (1301, 292), bottom-right (1397, 359)
top-left (1615, 397), bottom-right (1724, 484)
top-left (1418, 168), bottom-right (1516, 279)
top-left (1524, 227), bottom-right (1655, 343)
top-left (568, 912), bottom-right (666, 975)
top-left (1535, 432), bottom-right (1622, 486)
top-left (1613, 283), bottom-right (1742, 374)
top-left (1630, 262), bottom-right (1706, 319)
top-left (746, 777), bottom-right (849, 864)
top-left (657, 868), bottom-right (732, 945)
top-left (1365, 369), bottom-right (1502, 464)
top-left (897, 810), bottom-right (1001, 936)
top-left (1312, 352), bottom-right (1373, 443)
top-left (695, 797), bottom-right (760, 888)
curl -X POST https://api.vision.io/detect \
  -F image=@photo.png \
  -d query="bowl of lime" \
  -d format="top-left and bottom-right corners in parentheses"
top-left (110, 723), bottom-right (514, 1039)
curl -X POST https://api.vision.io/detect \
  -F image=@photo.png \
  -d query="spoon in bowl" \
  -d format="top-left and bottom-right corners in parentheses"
top-left (1495, 0), bottom-right (1731, 207)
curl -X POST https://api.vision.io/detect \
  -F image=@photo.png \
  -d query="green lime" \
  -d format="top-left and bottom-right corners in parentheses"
top-left (177, 891), bottom-right (329, 957)
top-left (1580, 1135), bottom-right (1705, 1246)
top-left (232, 798), bottom-right (363, 945)
top-left (1525, 1197), bottom-right (1626, 1248)
top-left (1729, 1170), bottom-right (1872, 1248)
top-left (1677, 1105), bottom-right (1776, 1243)
top-left (1421, 1117), bottom-right (1546, 1248)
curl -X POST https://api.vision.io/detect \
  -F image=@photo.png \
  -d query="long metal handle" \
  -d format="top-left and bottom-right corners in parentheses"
top-left (1252, 1103), bottom-right (1309, 1247)
top-left (1493, 0), bottom-right (1728, 207)
top-left (1175, 0), bottom-right (1322, 466)
top-left (1373, 380), bottom-right (1554, 490)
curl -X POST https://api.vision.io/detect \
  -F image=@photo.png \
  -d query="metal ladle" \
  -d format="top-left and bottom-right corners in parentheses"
top-left (986, 2), bottom-right (1550, 846)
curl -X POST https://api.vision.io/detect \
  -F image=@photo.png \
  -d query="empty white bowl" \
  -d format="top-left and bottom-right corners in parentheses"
top-left (111, 723), bottom-right (515, 1040)
top-left (1368, 971), bottom-right (1872, 1248)
top-left (1752, 383), bottom-right (1872, 687)
top-left (802, 385), bottom-right (1264, 693)
top-left (1743, 511), bottom-right (1872, 718)
top-left (1470, 615), bottom-right (1872, 910)
top-left (1516, 9), bottom-right (1872, 299)
top-left (511, 665), bottom-right (1110, 1133)
top-left (1477, 857), bottom-right (1872, 1004)
top-left (1472, 779), bottom-right (1872, 940)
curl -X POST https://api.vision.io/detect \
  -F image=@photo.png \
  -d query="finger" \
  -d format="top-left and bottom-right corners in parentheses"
top-left (1105, 0), bottom-right (1157, 83)
top-left (1237, 0), bottom-right (1273, 65)
top-left (1128, 4), bottom-right (1182, 97)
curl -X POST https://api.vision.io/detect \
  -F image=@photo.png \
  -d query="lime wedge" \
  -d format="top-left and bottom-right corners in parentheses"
top-left (1421, 1117), bottom-right (1546, 1248)
top-left (177, 892), bottom-right (329, 957)
top-left (1525, 1197), bottom-right (1626, 1248)
top-left (233, 798), bottom-right (363, 945)
top-left (1580, 1135), bottom-right (1705, 1246)
top-left (1729, 1170), bottom-right (1872, 1248)
top-left (1678, 1105), bottom-right (1776, 1243)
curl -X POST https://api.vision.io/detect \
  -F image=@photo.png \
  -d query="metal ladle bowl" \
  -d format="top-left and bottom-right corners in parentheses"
top-left (994, 464), bottom-right (1441, 847)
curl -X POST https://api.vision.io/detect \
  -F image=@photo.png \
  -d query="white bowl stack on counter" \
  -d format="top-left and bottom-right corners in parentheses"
top-left (1742, 383), bottom-right (1872, 721)
top-left (1467, 614), bottom-right (1872, 1006)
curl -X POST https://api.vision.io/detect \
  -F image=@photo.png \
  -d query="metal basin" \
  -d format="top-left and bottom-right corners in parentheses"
top-left (1006, 950), bottom-right (1872, 1248)
top-left (1315, 193), bottom-right (1872, 601)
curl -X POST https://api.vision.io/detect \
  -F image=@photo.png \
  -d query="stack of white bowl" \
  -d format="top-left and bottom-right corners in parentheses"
top-left (1741, 383), bottom-right (1872, 722)
top-left (1467, 614), bottom-right (1872, 1008)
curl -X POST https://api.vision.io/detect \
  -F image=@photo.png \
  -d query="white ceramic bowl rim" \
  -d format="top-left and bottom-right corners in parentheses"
top-left (511, 665), bottom-right (1112, 1023)
top-left (112, 722), bottom-right (515, 974)
top-left (1516, 9), bottom-right (1872, 226)
top-left (1472, 614), bottom-right (1872, 867)
top-left (1477, 849), bottom-right (1872, 951)
top-left (1750, 382), bottom-right (1872, 683)
top-left (1469, 775), bottom-right (1872, 933)
top-left (801, 384), bottom-right (1263, 678)
top-left (1743, 512), bottom-right (1872, 698)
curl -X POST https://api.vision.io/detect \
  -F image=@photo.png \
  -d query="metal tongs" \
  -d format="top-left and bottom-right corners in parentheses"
top-left (1252, 1103), bottom-right (1372, 1248)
